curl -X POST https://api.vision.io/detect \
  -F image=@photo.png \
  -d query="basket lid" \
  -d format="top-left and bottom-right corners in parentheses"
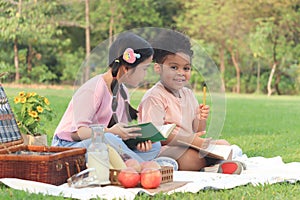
top-left (0, 84), bottom-right (23, 147)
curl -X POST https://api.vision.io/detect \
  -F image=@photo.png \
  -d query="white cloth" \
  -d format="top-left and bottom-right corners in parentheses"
top-left (1, 151), bottom-right (300, 200)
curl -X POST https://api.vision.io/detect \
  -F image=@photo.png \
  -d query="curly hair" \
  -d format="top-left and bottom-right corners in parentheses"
top-left (150, 29), bottom-right (193, 64)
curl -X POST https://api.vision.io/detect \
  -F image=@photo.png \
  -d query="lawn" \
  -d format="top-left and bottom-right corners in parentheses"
top-left (1, 85), bottom-right (300, 199)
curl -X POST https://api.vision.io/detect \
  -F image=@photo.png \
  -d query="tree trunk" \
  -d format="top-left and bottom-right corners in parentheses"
top-left (84, 0), bottom-right (90, 82)
top-left (109, 0), bottom-right (114, 46)
top-left (274, 58), bottom-right (285, 95)
top-left (256, 60), bottom-right (261, 94)
top-left (27, 44), bottom-right (33, 73)
top-left (267, 63), bottom-right (277, 96)
top-left (230, 49), bottom-right (241, 93)
top-left (274, 72), bottom-right (281, 95)
top-left (14, 38), bottom-right (20, 83)
top-left (219, 47), bottom-right (226, 92)
top-left (14, 0), bottom-right (22, 83)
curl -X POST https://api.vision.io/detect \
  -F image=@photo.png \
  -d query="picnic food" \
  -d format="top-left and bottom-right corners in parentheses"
top-left (125, 158), bottom-right (142, 172)
top-left (117, 167), bottom-right (140, 188)
top-left (140, 160), bottom-right (161, 170)
top-left (107, 144), bottom-right (127, 169)
top-left (140, 168), bottom-right (162, 189)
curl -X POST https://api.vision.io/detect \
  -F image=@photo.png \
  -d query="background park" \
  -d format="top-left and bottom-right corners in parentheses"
top-left (1, 0), bottom-right (300, 199)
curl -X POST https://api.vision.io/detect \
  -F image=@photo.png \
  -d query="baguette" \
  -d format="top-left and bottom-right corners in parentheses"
top-left (107, 144), bottom-right (127, 170)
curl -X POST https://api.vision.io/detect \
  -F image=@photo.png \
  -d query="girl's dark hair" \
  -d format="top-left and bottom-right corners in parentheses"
top-left (107, 32), bottom-right (153, 128)
top-left (151, 30), bottom-right (193, 64)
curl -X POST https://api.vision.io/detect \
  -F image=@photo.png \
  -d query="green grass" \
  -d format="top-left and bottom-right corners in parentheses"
top-left (1, 86), bottom-right (300, 199)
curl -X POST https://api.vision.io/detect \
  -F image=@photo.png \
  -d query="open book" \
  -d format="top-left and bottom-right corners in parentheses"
top-left (178, 140), bottom-right (232, 160)
top-left (124, 123), bottom-right (176, 149)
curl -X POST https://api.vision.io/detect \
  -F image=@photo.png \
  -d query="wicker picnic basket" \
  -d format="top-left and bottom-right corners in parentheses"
top-left (0, 84), bottom-right (86, 185)
top-left (109, 166), bottom-right (174, 186)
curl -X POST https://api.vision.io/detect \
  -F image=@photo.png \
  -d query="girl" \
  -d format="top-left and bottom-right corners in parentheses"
top-left (138, 30), bottom-right (233, 171)
top-left (52, 32), bottom-right (161, 162)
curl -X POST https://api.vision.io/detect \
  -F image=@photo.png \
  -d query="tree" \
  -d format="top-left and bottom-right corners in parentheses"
top-left (252, 1), bottom-right (300, 96)
top-left (176, 0), bottom-right (255, 93)
top-left (0, 0), bottom-right (60, 83)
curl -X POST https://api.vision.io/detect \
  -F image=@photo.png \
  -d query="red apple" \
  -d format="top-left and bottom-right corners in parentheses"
top-left (140, 161), bottom-right (161, 170)
top-left (117, 167), bottom-right (140, 188)
top-left (125, 158), bottom-right (142, 172)
top-left (140, 168), bottom-right (162, 189)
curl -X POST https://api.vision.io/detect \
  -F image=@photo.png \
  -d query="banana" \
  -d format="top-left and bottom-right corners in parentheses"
top-left (107, 144), bottom-right (127, 170)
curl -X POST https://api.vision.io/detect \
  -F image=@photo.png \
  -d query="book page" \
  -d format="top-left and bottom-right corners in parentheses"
top-left (157, 124), bottom-right (176, 138)
top-left (177, 140), bottom-right (232, 160)
top-left (204, 144), bottom-right (232, 160)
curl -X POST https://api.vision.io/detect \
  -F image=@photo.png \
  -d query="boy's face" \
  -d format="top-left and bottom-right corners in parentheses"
top-left (155, 52), bottom-right (191, 91)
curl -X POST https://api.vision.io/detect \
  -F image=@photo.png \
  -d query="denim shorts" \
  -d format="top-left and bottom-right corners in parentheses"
top-left (51, 133), bottom-right (161, 162)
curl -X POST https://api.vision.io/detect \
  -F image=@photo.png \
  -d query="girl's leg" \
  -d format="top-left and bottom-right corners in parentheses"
top-left (104, 133), bottom-right (145, 162)
top-left (51, 135), bottom-right (92, 148)
top-left (133, 141), bottom-right (161, 161)
top-left (51, 135), bottom-right (92, 162)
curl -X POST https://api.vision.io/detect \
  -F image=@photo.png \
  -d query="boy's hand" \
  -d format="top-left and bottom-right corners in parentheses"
top-left (197, 104), bottom-right (210, 120)
top-left (195, 131), bottom-right (206, 137)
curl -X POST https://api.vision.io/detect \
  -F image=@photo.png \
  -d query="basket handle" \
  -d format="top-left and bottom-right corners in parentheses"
top-left (75, 159), bottom-right (80, 173)
top-left (65, 158), bottom-right (84, 178)
top-left (65, 162), bottom-right (71, 178)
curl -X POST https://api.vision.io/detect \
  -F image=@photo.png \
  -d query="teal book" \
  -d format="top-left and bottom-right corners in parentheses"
top-left (124, 122), bottom-right (176, 149)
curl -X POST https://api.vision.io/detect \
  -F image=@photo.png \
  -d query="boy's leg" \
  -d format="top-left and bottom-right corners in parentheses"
top-left (159, 146), bottom-right (207, 171)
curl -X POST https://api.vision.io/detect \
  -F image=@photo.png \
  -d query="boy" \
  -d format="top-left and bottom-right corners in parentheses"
top-left (138, 30), bottom-right (241, 172)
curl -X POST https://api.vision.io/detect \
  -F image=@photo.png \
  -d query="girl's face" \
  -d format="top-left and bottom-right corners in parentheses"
top-left (121, 56), bottom-right (153, 87)
top-left (155, 52), bottom-right (191, 92)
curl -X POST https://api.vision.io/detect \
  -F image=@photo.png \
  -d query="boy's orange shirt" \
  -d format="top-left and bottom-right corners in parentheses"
top-left (138, 81), bottom-right (199, 139)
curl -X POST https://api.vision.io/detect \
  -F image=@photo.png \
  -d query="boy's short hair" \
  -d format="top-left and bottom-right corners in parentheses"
top-left (151, 29), bottom-right (193, 64)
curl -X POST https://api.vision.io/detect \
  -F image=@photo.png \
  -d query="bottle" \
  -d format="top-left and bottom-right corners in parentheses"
top-left (87, 124), bottom-right (111, 185)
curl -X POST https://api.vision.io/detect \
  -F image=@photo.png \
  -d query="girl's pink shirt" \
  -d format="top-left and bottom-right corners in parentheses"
top-left (55, 74), bottom-right (128, 141)
top-left (138, 81), bottom-right (198, 136)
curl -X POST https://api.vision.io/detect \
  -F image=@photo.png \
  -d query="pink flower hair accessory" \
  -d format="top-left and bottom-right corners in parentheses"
top-left (123, 48), bottom-right (141, 64)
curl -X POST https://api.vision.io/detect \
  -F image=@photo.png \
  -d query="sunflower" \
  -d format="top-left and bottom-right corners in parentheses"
top-left (29, 110), bottom-right (38, 118)
top-left (44, 97), bottom-right (50, 105)
top-left (35, 116), bottom-right (41, 122)
top-left (20, 97), bottom-right (27, 103)
top-left (14, 97), bottom-right (21, 104)
top-left (19, 91), bottom-right (25, 97)
top-left (37, 106), bottom-right (43, 113)
top-left (13, 91), bottom-right (54, 136)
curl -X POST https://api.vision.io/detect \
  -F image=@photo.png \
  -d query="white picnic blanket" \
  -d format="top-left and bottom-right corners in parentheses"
top-left (1, 146), bottom-right (300, 200)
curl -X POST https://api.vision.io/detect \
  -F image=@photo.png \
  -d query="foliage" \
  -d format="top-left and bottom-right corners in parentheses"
top-left (176, 0), bottom-right (300, 95)
top-left (58, 47), bottom-right (85, 84)
top-left (12, 91), bottom-right (55, 136)
top-left (0, 0), bottom-right (299, 95)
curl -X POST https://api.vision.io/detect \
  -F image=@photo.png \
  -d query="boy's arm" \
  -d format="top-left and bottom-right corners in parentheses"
top-left (192, 104), bottom-right (209, 133)
top-left (164, 127), bottom-right (209, 148)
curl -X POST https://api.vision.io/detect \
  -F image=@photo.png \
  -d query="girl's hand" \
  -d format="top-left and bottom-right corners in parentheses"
top-left (136, 140), bottom-right (152, 152)
top-left (197, 104), bottom-right (210, 120)
top-left (106, 122), bottom-right (142, 140)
